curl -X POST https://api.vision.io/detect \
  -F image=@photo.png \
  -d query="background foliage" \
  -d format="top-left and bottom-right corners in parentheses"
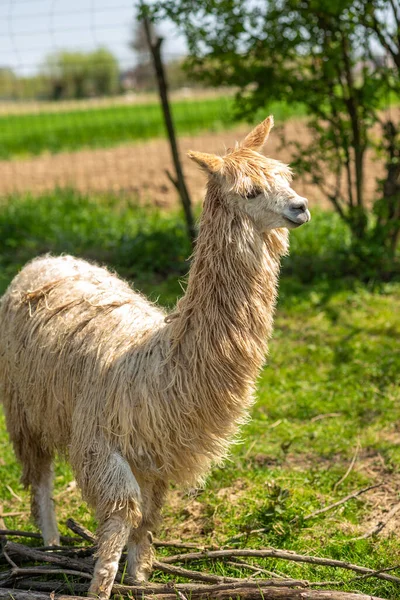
top-left (152, 0), bottom-right (400, 267)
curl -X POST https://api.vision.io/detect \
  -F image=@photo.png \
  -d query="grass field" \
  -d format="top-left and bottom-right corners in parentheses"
top-left (0, 191), bottom-right (400, 598)
top-left (0, 96), bottom-right (306, 159)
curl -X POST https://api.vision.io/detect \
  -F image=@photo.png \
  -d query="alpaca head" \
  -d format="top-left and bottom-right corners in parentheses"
top-left (188, 115), bottom-right (311, 232)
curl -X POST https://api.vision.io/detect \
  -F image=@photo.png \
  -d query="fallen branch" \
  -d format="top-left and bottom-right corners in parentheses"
top-left (2, 566), bottom-right (92, 582)
top-left (0, 587), bottom-right (388, 600)
top-left (161, 547), bottom-right (400, 584)
top-left (153, 560), bottom-right (241, 583)
top-left (0, 529), bottom-right (78, 545)
top-left (0, 591), bottom-right (87, 600)
top-left (303, 483), bottom-right (382, 521)
top-left (66, 518), bottom-right (208, 550)
top-left (154, 539), bottom-right (210, 550)
top-left (226, 558), bottom-right (285, 579)
top-left (65, 519), bottom-right (95, 544)
top-left (333, 440), bottom-right (360, 492)
top-left (4, 541), bottom-right (93, 574)
top-left (310, 413), bottom-right (342, 423)
top-left (0, 523), bottom-right (397, 600)
top-left (112, 580), bottom-right (386, 599)
top-left (351, 563), bottom-right (400, 582)
top-left (5, 580), bottom-right (89, 594)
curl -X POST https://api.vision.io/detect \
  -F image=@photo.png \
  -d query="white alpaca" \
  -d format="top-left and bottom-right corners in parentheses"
top-left (0, 116), bottom-right (310, 599)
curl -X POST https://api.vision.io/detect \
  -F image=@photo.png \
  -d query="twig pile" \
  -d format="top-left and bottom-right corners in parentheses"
top-left (0, 519), bottom-right (397, 600)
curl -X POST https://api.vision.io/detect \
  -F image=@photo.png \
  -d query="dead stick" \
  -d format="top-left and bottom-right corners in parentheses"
top-left (0, 529), bottom-right (78, 544)
top-left (0, 590), bottom-right (88, 600)
top-left (66, 518), bottom-right (96, 543)
top-left (303, 483), bottom-right (382, 521)
top-left (351, 502), bottom-right (400, 541)
top-left (9, 580), bottom-right (89, 594)
top-left (66, 518), bottom-right (207, 550)
top-left (146, 591), bottom-right (384, 600)
top-left (113, 584), bottom-right (388, 600)
top-left (310, 413), bottom-right (342, 423)
top-left (153, 560), bottom-right (246, 583)
top-left (5, 541), bottom-right (93, 574)
top-left (333, 440), bottom-right (360, 492)
top-left (227, 559), bottom-right (286, 579)
top-left (351, 563), bottom-right (400, 582)
top-left (30, 545), bottom-right (94, 556)
top-left (0, 583), bottom-right (387, 600)
top-left (154, 539), bottom-right (211, 550)
top-left (140, 592), bottom-right (384, 600)
top-left (160, 547), bottom-right (400, 584)
top-left (4, 566), bottom-right (92, 580)
top-left (165, 169), bottom-right (179, 191)
top-left (2, 549), bottom-right (17, 570)
top-left (114, 580), bottom-right (314, 594)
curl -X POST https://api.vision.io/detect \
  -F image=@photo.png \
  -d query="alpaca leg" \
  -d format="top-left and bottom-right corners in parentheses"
top-left (3, 400), bottom-right (59, 545)
top-left (127, 525), bottom-right (154, 582)
top-left (80, 449), bottom-right (142, 599)
top-left (89, 510), bottom-right (131, 599)
top-left (127, 480), bottom-right (167, 582)
top-left (30, 459), bottom-right (59, 546)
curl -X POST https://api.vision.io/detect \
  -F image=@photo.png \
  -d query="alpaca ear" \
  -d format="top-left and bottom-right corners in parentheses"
top-left (241, 115), bottom-right (274, 151)
top-left (187, 151), bottom-right (223, 174)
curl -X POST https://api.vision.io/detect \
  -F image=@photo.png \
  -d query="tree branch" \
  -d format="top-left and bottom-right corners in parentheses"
top-left (161, 548), bottom-right (400, 584)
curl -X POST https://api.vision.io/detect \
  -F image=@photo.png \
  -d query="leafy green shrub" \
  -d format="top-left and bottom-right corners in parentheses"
top-left (0, 192), bottom-right (398, 300)
top-left (0, 190), bottom-right (191, 293)
top-left (285, 209), bottom-right (400, 283)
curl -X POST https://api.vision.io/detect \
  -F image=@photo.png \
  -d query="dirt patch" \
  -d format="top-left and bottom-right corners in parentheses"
top-left (162, 479), bottom-right (248, 540)
top-left (163, 489), bottom-right (211, 538)
top-left (352, 449), bottom-right (400, 539)
top-left (251, 446), bottom-right (400, 539)
top-left (0, 118), bottom-right (385, 209)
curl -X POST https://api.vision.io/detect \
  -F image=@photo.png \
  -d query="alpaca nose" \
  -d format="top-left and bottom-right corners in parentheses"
top-left (290, 197), bottom-right (308, 212)
top-left (283, 197), bottom-right (311, 226)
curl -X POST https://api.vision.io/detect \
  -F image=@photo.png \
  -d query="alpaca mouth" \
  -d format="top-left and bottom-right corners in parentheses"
top-left (284, 217), bottom-right (302, 228)
top-left (283, 210), bottom-right (311, 228)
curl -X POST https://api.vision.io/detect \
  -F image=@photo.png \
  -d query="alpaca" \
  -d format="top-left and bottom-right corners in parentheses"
top-left (0, 116), bottom-right (310, 599)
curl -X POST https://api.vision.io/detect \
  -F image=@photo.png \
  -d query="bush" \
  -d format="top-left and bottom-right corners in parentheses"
top-left (0, 190), bottom-right (191, 294)
top-left (0, 192), bottom-right (398, 299)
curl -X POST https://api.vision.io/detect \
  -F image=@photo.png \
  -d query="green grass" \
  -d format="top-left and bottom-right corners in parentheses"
top-left (0, 190), bottom-right (400, 598)
top-left (0, 96), bottom-right (234, 159)
top-left (0, 97), bottom-right (306, 159)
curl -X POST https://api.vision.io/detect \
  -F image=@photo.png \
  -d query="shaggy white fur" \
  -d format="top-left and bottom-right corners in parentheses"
top-left (0, 116), bottom-right (310, 599)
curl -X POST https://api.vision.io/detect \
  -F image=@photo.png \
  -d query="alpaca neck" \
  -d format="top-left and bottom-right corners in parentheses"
top-left (167, 179), bottom-right (289, 405)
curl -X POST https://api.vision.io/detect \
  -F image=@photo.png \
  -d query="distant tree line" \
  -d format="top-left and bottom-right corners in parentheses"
top-left (0, 42), bottom-right (195, 101)
top-left (43, 48), bottom-right (119, 100)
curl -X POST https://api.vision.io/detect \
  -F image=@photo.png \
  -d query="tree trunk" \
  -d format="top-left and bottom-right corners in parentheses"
top-left (141, 13), bottom-right (196, 246)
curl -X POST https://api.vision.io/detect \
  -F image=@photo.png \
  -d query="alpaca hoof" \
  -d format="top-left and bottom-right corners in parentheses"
top-left (124, 574), bottom-right (148, 586)
top-left (88, 591), bottom-right (109, 600)
top-left (43, 534), bottom-right (60, 546)
top-left (88, 584), bottom-right (112, 600)
top-left (132, 571), bottom-right (149, 583)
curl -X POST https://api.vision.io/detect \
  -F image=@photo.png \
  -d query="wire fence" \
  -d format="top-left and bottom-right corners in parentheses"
top-left (0, 0), bottom-right (336, 211)
top-left (0, 0), bottom-right (245, 206)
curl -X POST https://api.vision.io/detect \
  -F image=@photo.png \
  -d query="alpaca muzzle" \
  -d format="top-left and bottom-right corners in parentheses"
top-left (283, 198), bottom-right (311, 227)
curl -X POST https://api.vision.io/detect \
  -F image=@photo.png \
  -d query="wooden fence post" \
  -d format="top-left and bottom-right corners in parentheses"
top-left (142, 14), bottom-right (196, 246)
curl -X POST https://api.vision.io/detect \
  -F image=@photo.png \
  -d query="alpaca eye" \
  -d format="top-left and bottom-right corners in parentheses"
top-left (245, 189), bottom-right (260, 200)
